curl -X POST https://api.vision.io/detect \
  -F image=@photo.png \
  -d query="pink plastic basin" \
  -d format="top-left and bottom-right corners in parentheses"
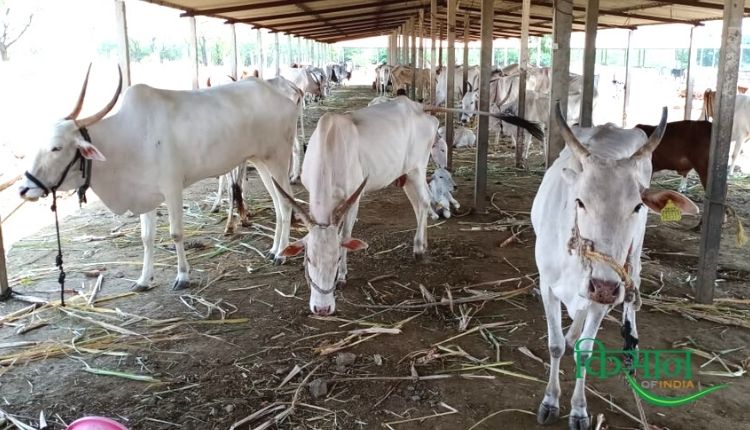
top-left (67, 417), bottom-right (128, 430)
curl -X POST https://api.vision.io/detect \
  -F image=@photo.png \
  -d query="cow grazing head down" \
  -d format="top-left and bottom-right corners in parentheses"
top-left (19, 65), bottom-right (122, 201)
top-left (555, 104), bottom-right (698, 305)
top-left (273, 178), bottom-right (369, 316)
top-left (460, 82), bottom-right (478, 124)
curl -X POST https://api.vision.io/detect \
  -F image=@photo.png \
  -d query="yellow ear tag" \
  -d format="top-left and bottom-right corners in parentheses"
top-left (660, 199), bottom-right (682, 222)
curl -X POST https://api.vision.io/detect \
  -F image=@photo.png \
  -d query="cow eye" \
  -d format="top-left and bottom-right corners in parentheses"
top-left (51, 146), bottom-right (62, 152)
top-left (575, 199), bottom-right (585, 210)
top-left (634, 203), bottom-right (644, 213)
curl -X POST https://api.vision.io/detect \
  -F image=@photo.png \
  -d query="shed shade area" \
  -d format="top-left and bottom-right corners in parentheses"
top-left (144, 0), bottom-right (748, 42)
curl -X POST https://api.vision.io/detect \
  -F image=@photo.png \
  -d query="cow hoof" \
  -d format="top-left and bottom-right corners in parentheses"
top-left (537, 403), bottom-right (560, 425)
top-left (273, 256), bottom-right (286, 266)
top-left (223, 227), bottom-right (235, 236)
top-left (240, 218), bottom-right (252, 228)
top-left (130, 283), bottom-right (151, 292)
top-left (290, 176), bottom-right (301, 185)
top-left (336, 279), bottom-right (347, 289)
top-left (568, 414), bottom-right (590, 430)
top-left (265, 251), bottom-right (275, 261)
top-left (210, 206), bottom-right (220, 214)
top-left (414, 251), bottom-right (428, 262)
top-left (171, 279), bottom-right (190, 291)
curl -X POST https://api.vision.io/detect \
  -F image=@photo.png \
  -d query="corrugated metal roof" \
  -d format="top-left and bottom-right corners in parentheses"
top-left (142, 0), bottom-right (750, 43)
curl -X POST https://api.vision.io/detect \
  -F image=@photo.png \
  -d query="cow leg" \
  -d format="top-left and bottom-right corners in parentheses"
top-left (403, 174), bottom-right (431, 260)
top-left (290, 135), bottom-right (303, 184)
top-left (225, 172), bottom-right (237, 235)
top-left (234, 164), bottom-right (251, 227)
top-left (131, 211), bottom-right (156, 292)
top-left (537, 282), bottom-right (564, 425)
top-left (729, 136), bottom-right (747, 176)
top-left (255, 161), bottom-right (293, 265)
top-left (337, 199), bottom-right (360, 289)
top-left (210, 174), bottom-right (225, 213)
top-left (569, 306), bottom-right (608, 430)
top-left (166, 193), bottom-right (191, 290)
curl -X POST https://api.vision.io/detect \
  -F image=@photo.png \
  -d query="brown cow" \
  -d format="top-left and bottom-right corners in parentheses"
top-left (635, 120), bottom-right (711, 192)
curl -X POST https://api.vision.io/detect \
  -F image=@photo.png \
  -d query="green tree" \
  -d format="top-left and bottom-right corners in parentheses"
top-left (129, 38), bottom-right (154, 62)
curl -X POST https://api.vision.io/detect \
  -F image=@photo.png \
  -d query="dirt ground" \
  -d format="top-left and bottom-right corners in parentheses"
top-left (1, 86), bottom-right (749, 430)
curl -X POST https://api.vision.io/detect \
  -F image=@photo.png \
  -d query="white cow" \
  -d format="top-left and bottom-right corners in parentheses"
top-left (282, 66), bottom-right (329, 101)
top-left (209, 75), bottom-right (305, 233)
top-left (429, 167), bottom-right (459, 219)
top-left (19, 66), bottom-right (297, 291)
top-left (438, 125), bottom-right (476, 148)
top-left (273, 96), bottom-right (438, 315)
top-left (375, 64), bottom-right (393, 95)
top-left (531, 105), bottom-right (698, 429)
top-left (703, 90), bottom-right (750, 175)
top-left (434, 65), bottom-right (480, 106)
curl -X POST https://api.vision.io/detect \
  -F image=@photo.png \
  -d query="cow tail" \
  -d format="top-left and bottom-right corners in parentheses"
top-left (495, 114), bottom-right (544, 141)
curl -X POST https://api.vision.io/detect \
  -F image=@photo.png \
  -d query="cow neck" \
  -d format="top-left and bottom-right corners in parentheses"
top-left (566, 206), bottom-right (636, 298)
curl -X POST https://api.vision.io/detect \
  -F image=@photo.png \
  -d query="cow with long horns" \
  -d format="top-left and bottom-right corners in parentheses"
top-left (531, 106), bottom-right (699, 429)
top-left (19, 65), bottom-right (298, 291)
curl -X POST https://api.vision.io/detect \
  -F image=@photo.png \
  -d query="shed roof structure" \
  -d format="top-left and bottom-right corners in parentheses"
top-left (144, 0), bottom-right (748, 42)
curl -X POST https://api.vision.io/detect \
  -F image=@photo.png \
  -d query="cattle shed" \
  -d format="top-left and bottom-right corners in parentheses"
top-left (1, 0), bottom-right (750, 429)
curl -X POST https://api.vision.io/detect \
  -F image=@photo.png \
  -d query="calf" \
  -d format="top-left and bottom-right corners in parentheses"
top-left (429, 167), bottom-right (459, 219)
top-left (273, 96), bottom-right (438, 315)
top-left (531, 105), bottom-right (698, 429)
top-left (636, 120), bottom-right (711, 192)
top-left (438, 125), bottom-right (476, 149)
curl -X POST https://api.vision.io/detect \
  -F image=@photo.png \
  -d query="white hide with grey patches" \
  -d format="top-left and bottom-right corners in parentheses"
top-left (530, 107), bottom-right (699, 429)
top-left (278, 96), bottom-right (437, 315)
top-left (19, 71), bottom-right (297, 292)
top-left (434, 65), bottom-right (480, 107)
top-left (428, 168), bottom-right (459, 219)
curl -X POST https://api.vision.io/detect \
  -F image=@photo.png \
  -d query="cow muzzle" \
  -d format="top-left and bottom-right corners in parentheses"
top-left (588, 279), bottom-right (621, 305)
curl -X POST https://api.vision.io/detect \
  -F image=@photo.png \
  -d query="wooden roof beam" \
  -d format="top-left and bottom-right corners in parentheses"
top-left (180, 0), bottom-right (330, 17)
top-left (269, 6), bottom-right (425, 30)
top-left (237, 0), bottom-right (422, 23)
top-left (291, 18), bottom-right (409, 36)
top-left (649, 0), bottom-right (750, 14)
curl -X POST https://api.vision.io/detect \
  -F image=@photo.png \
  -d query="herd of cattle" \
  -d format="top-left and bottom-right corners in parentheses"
top-left (15, 59), bottom-right (741, 428)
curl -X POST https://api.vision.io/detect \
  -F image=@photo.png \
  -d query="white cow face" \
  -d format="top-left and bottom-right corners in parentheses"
top-left (431, 133), bottom-right (448, 168)
top-left (19, 65), bottom-right (120, 201)
top-left (19, 120), bottom-right (106, 201)
top-left (460, 89), bottom-right (478, 124)
top-left (283, 227), bottom-right (367, 315)
top-left (557, 105), bottom-right (698, 305)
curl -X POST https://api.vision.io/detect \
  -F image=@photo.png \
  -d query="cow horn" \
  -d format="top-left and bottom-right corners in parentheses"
top-left (331, 177), bottom-right (368, 226)
top-left (227, 75), bottom-right (236, 82)
top-left (631, 107), bottom-right (668, 160)
top-left (77, 66), bottom-right (123, 128)
top-left (271, 177), bottom-right (313, 228)
top-left (554, 101), bottom-right (590, 161)
top-left (65, 63), bottom-right (93, 120)
top-left (467, 81), bottom-right (473, 92)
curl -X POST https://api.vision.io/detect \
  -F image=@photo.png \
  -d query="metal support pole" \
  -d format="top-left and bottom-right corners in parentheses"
top-left (580, 0), bottom-right (599, 127)
top-left (309, 38), bottom-right (314, 65)
top-left (189, 16), bottom-right (199, 90)
top-left (418, 9), bottom-right (425, 101)
top-left (475, 0), bottom-right (493, 212)
top-left (113, 0), bottom-right (131, 87)
top-left (546, 0), bottom-right (572, 167)
top-left (257, 28), bottom-right (265, 79)
top-left (696, 0), bottom-right (743, 304)
top-left (446, 0), bottom-right (457, 168)
top-left (273, 32), bottom-right (281, 76)
top-left (430, 0), bottom-right (437, 104)
top-left (229, 23), bottom-right (238, 79)
top-left (622, 30), bottom-right (632, 127)
top-left (288, 34), bottom-right (294, 67)
top-left (298, 36), bottom-right (303, 66)
top-left (462, 13), bottom-right (469, 95)
top-left (438, 23), bottom-right (444, 67)
top-left (684, 26), bottom-right (697, 120)
top-left (516, 0), bottom-right (530, 169)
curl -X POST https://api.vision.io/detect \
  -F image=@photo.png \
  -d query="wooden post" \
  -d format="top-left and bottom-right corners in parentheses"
top-left (418, 9), bottom-right (425, 101)
top-left (580, 0), bottom-right (598, 127)
top-left (622, 30), bottom-right (632, 127)
top-left (298, 36), bottom-right (303, 65)
top-left (275, 33), bottom-right (281, 76)
top-left (684, 26), bottom-right (697, 120)
top-left (288, 34), bottom-right (294, 67)
top-left (696, 0), bottom-right (743, 304)
top-left (546, 0), bottom-right (572, 167)
top-left (475, 0), bottom-right (493, 212)
top-left (516, 0), bottom-right (530, 169)
top-left (189, 16), bottom-right (199, 90)
top-left (430, 0), bottom-right (437, 104)
top-left (257, 28), bottom-right (265, 79)
top-left (113, 0), bottom-right (131, 87)
top-left (229, 23), bottom-right (238, 79)
top-left (438, 23), bottom-right (444, 67)
top-left (411, 18), bottom-right (417, 99)
top-left (0, 219), bottom-right (9, 300)
top-left (446, 0), bottom-right (457, 168)
top-left (462, 13), bottom-right (469, 95)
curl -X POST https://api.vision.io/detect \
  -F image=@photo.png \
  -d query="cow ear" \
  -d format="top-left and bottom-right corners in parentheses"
top-left (641, 189), bottom-right (700, 215)
top-left (561, 168), bottom-right (578, 184)
top-left (341, 238), bottom-right (368, 251)
top-left (281, 239), bottom-right (306, 257)
top-left (77, 141), bottom-right (106, 161)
